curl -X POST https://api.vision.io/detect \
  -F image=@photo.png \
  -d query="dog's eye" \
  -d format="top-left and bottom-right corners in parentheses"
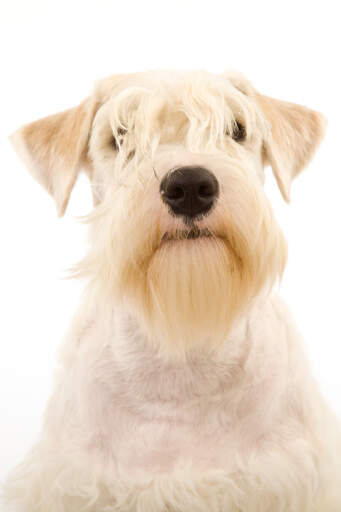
top-left (111, 127), bottom-right (127, 151)
top-left (231, 121), bottom-right (246, 143)
top-left (117, 127), bottom-right (127, 136)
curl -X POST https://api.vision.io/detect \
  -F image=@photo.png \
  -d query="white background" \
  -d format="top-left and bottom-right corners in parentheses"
top-left (0, 0), bottom-right (340, 485)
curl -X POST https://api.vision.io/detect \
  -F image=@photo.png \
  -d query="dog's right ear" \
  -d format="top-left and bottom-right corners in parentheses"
top-left (10, 97), bottom-right (99, 216)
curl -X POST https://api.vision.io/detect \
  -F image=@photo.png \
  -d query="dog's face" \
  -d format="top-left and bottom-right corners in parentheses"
top-left (11, 70), bottom-right (325, 356)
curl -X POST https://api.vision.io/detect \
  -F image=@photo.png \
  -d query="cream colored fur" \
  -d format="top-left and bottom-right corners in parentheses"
top-left (3, 70), bottom-right (340, 511)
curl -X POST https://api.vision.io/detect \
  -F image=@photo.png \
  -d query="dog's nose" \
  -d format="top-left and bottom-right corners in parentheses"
top-left (160, 166), bottom-right (219, 219)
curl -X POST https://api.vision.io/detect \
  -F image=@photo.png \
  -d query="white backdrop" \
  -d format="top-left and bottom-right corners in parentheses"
top-left (1, 0), bottom-right (340, 485)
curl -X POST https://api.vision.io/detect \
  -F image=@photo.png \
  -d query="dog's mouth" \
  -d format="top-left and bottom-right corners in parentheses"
top-left (162, 227), bottom-right (213, 242)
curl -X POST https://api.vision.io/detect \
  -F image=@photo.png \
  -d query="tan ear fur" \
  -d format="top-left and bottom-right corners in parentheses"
top-left (257, 94), bottom-right (326, 201)
top-left (10, 97), bottom-right (98, 216)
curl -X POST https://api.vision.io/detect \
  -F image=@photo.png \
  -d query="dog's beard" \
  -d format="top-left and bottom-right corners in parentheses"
top-left (111, 212), bottom-right (286, 358)
top-left (143, 235), bottom-right (241, 354)
top-left (76, 172), bottom-right (287, 358)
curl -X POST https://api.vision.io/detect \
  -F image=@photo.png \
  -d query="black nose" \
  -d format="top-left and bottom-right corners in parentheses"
top-left (160, 166), bottom-right (219, 219)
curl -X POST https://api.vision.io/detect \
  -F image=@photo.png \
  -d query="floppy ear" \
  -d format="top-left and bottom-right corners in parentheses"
top-left (257, 94), bottom-right (326, 201)
top-left (10, 97), bottom-right (98, 216)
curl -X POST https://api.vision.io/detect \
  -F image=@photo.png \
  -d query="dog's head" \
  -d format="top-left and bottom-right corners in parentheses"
top-left (11, 70), bottom-right (325, 356)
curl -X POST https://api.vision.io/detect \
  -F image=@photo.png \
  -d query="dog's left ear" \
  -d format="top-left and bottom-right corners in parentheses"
top-left (10, 97), bottom-right (98, 216)
top-left (257, 94), bottom-right (326, 201)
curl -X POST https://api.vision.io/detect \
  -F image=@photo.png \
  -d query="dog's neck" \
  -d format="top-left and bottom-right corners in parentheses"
top-left (107, 306), bottom-right (251, 404)
top-left (63, 291), bottom-right (277, 409)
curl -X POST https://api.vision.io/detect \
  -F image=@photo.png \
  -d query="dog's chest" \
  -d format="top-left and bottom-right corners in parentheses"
top-left (105, 389), bottom-right (240, 474)
top-left (81, 338), bottom-right (280, 476)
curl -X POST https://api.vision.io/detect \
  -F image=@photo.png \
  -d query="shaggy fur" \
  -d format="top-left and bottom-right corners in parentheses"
top-left (2, 70), bottom-right (341, 511)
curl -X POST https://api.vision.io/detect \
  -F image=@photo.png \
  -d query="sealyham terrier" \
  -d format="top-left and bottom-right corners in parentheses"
top-left (3, 70), bottom-right (341, 511)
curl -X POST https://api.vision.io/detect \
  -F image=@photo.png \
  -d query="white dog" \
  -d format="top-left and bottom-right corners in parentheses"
top-left (3, 70), bottom-right (341, 511)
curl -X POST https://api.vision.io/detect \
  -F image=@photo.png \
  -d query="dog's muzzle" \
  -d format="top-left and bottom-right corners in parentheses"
top-left (160, 166), bottom-right (219, 220)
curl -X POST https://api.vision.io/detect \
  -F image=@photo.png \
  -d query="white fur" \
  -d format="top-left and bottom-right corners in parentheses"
top-left (3, 70), bottom-right (340, 511)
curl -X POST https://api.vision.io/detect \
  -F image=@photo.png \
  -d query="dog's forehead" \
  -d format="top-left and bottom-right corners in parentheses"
top-left (96, 70), bottom-right (253, 103)
top-left (90, 70), bottom-right (269, 162)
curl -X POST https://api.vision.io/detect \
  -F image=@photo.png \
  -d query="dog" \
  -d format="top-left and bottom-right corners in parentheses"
top-left (3, 70), bottom-right (341, 511)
